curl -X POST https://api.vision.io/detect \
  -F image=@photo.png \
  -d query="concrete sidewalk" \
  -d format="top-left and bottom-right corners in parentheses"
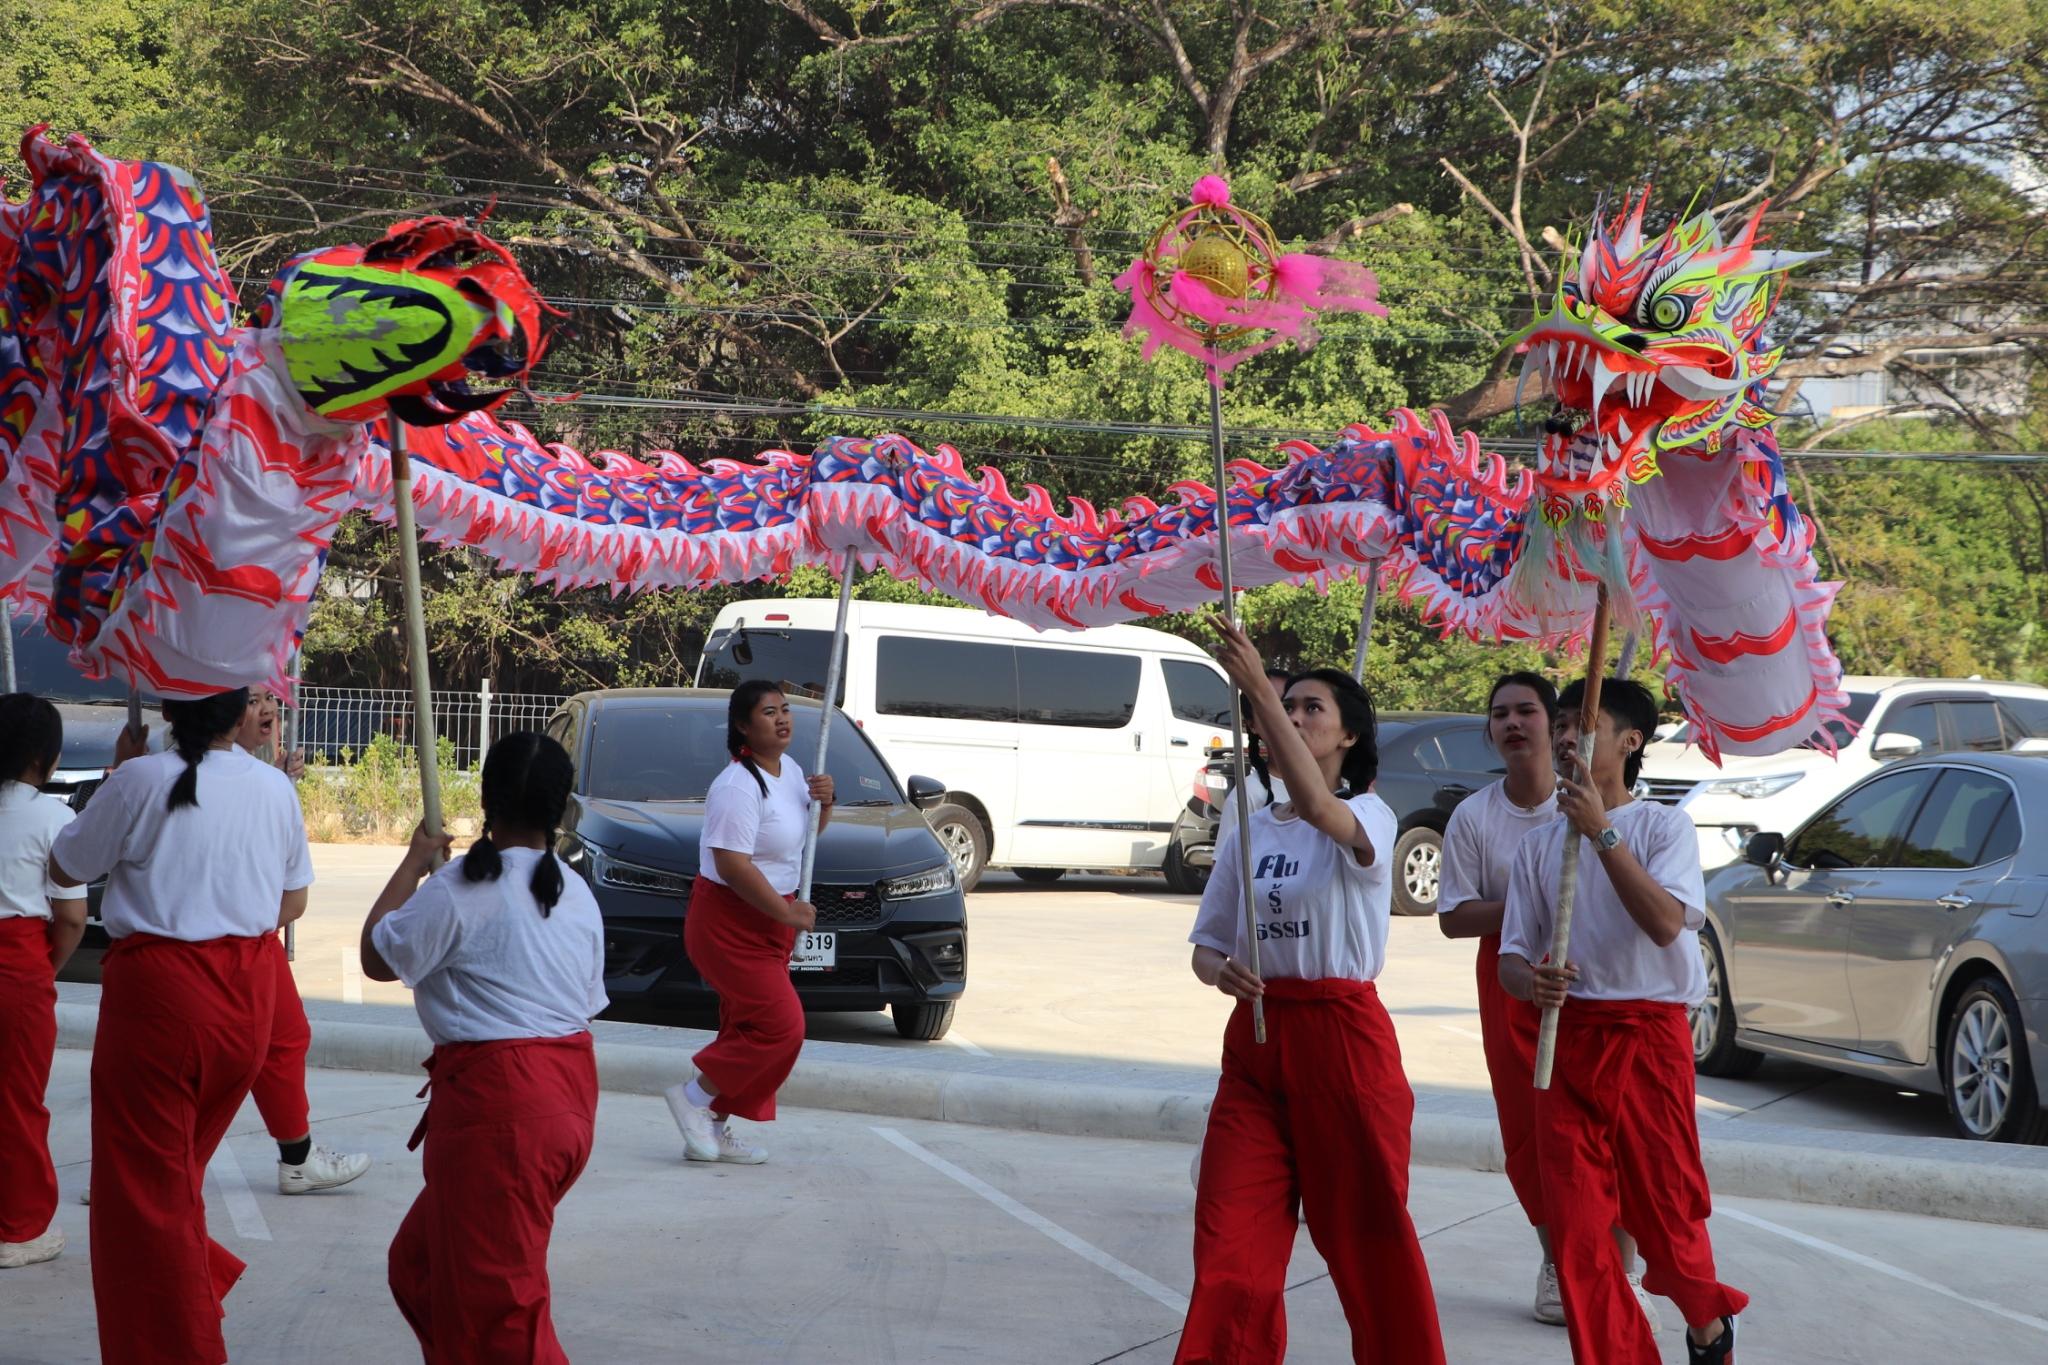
top-left (11, 1053), bottom-right (2048, 1364)
top-left (54, 982), bottom-right (2048, 1228)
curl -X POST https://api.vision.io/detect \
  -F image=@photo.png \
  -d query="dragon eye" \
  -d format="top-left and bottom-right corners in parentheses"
top-left (1647, 294), bottom-right (1689, 329)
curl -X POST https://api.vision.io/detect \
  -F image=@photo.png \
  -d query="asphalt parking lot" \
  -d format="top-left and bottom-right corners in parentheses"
top-left (11, 1051), bottom-right (2046, 1364)
top-left (259, 849), bottom-right (1960, 1142)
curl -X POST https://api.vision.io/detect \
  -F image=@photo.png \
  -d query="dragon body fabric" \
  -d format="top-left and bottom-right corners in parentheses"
top-left (0, 131), bottom-right (1844, 759)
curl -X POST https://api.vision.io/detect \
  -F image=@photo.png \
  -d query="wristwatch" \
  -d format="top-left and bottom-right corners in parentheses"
top-left (1594, 826), bottom-right (1621, 854)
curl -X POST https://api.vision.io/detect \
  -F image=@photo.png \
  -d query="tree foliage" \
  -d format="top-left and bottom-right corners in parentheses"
top-left (6, 0), bottom-right (2045, 702)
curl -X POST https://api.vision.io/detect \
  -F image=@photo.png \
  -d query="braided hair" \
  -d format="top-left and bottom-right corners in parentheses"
top-left (162, 689), bottom-right (250, 811)
top-left (461, 730), bottom-right (575, 915)
top-left (726, 679), bottom-right (784, 797)
top-left (0, 693), bottom-right (63, 785)
top-left (1239, 668), bottom-right (1290, 803)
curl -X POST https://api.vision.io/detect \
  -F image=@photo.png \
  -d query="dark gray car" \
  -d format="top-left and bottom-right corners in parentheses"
top-left (1694, 752), bottom-right (2048, 1143)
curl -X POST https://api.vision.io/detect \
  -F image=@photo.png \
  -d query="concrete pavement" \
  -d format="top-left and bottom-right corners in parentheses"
top-left (10, 1052), bottom-right (2047, 1364)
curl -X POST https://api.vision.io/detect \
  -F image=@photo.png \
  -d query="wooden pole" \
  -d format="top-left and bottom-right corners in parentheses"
top-left (1533, 582), bottom-right (1612, 1090)
top-left (388, 422), bottom-right (446, 864)
top-left (798, 556), bottom-right (857, 903)
top-left (1349, 561), bottom-right (1384, 683)
top-left (1209, 383), bottom-right (1265, 1044)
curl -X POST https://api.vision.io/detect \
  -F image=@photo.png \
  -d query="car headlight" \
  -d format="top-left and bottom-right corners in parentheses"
top-left (1699, 772), bottom-right (1805, 800)
top-left (576, 841), bottom-right (691, 897)
top-left (882, 864), bottom-right (957, 900)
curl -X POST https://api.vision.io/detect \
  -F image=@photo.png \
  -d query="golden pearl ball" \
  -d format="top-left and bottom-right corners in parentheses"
top-left (1180, 232), bottom-right (1251, 299)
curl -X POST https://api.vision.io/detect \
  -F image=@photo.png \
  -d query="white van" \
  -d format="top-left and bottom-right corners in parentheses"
top-left (694, 599), bottom-right (1236, 889)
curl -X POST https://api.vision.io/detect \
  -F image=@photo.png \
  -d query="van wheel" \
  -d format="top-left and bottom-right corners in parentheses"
top-left (892, 1001), bottom-right (957, 1041)
top-left (1390, 826), bottom-right (1443, 916)
top-left (926, 803), bottom-right (988, 892)
top-left (1014, 868), bottom-right (1065, 884)
top-left (1163, 841), bottom-right (1209, 896)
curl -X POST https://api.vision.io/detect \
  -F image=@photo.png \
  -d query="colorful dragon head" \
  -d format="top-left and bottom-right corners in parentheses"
top-left (257, 216), bottom-right (550, 428)
top-left (1511, 192), bottom-right (1821, 525)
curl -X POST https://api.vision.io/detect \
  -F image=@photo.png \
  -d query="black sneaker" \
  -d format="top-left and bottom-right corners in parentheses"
top-left (1686, 1315), bottom-right (1736, 1364)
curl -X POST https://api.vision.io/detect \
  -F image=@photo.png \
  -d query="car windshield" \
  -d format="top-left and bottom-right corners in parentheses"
top-left (696, 626), bottom-right (843, 705)
top-left (583, 699), bottom-right (900, 805)
top-left (1660, 691), bottom-right (1877, 752)
top-left (9, 618), bottom-right (135, 703)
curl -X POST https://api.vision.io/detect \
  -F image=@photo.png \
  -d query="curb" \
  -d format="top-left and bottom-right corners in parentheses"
top-left (55, 1003), bottom-right (2048, 1229)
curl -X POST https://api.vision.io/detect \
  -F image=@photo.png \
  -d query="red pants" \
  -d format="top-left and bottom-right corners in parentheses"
top-left (1475, 932), bottom-right (1546, 1226)
top-left (0, 917), bottom-right (59, 1242)
top-left (390, 1033), bottom-right (598, 1365)
top-left (91, 933), bottom-right (276, 1365)
top-left (685, 876), bottom-right (802, 1123)
top-left (1179, 979), bottom-right (1446, 1365)
top-left (250, 933), bottom-right (312, 1142)
top-left (1538, 1000), bottom-right (1748, 1364)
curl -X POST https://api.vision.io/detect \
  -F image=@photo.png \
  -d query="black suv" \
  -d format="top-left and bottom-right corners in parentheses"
top-left (545, 689), bottom-right (968, 1040)
top-left (1164, 711), bottom-right (1504, 914)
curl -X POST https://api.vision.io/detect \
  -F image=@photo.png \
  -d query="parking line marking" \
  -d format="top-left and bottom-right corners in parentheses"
top-left (341, 948), bottom-right (362, 1005)
top-left (871, 1126), bottom-right (1189, 1316)
top-left (949, 1034), bottom-right (993, 1058)
top-left (1719, 1206), bottom-right (2048, 1334)
top-left (206, 1145), bottom-right (272, 1243)
top-left (1437, 1024), bottom-right (1486, 1043)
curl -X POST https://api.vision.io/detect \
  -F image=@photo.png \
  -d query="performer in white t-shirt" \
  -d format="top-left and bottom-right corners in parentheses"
top-left (362, 730), bottom-right (607, 1365)
top-left (1181, 617), bottom-right (1445, 1365)
top-left (50, 688), bottom-right (313, 1364)
top-left (228, 686), bottom-right (369, 1196)
top-left (1499, 678), bottom-right (1745, 1365)
top-left (663, 680), bottom-right (833, 1165)
top-left (0, 695), bottom-right (86, 1270)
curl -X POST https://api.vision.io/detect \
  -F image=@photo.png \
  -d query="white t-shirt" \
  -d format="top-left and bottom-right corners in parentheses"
top-left (1190, 792), bottom-right (1399, 983)
top-left (700, 758), bottom-right (812, 896)
top-left (372, 847), bottom-right (609, 1047)
top-left (1215, 771), bottom-right (1288, 846)
top-left (1437, 780), bottom-right (1559, 924)
top-left (51, 746), bottom-right (313, 941)
top-left (1, 781), bottom-right (80, 920)
top-left (1499, 800), bottom-right (1708, 1004)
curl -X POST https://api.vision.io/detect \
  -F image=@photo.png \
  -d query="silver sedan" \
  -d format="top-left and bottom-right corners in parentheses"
top-left (1693, 752), bottom-right (2048, 1143)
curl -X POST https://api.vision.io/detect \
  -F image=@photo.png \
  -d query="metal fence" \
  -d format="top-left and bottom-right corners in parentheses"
top-left (289, 685), bottom-right (571, 768)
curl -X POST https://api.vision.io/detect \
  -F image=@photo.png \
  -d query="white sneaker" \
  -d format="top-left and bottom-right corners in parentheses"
top-left (0, 1226), bottom-right (64, 1269)
top-left (710, 1118), bottom-right (768, 1165)
top-left (1629, 1272), bottom-right (1664, 1332)
top-left (664, 1082), bottom-right (722, 1162)
top-left (278, 1143), bottom-right (371, 1194)
top-left (1533, 1260), bottom-right (1566, 1325)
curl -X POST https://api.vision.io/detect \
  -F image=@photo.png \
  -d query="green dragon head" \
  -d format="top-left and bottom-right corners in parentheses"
top-left (1510, 192), bottom-right (1821, 525)
top-left (261, 216), bottom-right (551, 428)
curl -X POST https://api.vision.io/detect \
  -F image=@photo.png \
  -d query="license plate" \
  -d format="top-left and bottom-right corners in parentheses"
top-left (791, 931), bottom-right (836, 971)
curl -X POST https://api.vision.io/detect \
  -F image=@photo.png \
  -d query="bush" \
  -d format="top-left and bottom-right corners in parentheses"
top-left (298, 732), bottom-right (483, 843)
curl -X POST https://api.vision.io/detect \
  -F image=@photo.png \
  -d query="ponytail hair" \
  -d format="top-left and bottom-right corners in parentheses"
top-left (0, 693), bottom-right (63, 785)
top-left (726, 679), bottom-right (783, 798)
top-left (462, 730), bottom-right (575, 915)
top-left (161, 689), bottom-right (250, 811)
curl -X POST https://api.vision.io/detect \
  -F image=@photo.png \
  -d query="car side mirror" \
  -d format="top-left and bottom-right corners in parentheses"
top-left (1744, 831), bottom-right (1785, 869)
top-left (1870, 732), bottom-right (1924, 760)
top-left (906, 775), bottom-right (946, 810)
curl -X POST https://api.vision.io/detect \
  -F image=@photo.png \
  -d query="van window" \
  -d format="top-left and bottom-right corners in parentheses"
top-left (875, 637), bottom-right (1018, 722)
top-left (1162, 660), bottom-right (1233, 728)
top-left (1015, 646), bottom-right (1141, 728)
top-left (697, 626), bottom-right (843, 705)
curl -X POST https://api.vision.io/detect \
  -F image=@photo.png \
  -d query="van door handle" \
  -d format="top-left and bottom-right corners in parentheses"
top-left (1171, 737), bottom-right (1190, 746)
top-left (1826, 890), bottom-right (1857, 907)
top-left (1937, 894), bottom-right (1973, 911)
top-left (1133, 732), bottom-right (1143, 751)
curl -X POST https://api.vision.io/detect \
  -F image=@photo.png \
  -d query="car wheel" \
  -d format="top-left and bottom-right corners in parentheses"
top-left (925, 803), bottom-right (988, 892)
top-left (1014, 867), bottom-right (1066, 884)
top-left (1693, 926), bottom-right (1763, 1078)
top-left (892, 1000), bottom-right (957, 1041)
top-left (1942, 976), bottom-right (2048, 1144)
top-left (1390, 826), bottom-right (1442, 916)
top-left (1163, 840), bottom-right (1209, 896)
